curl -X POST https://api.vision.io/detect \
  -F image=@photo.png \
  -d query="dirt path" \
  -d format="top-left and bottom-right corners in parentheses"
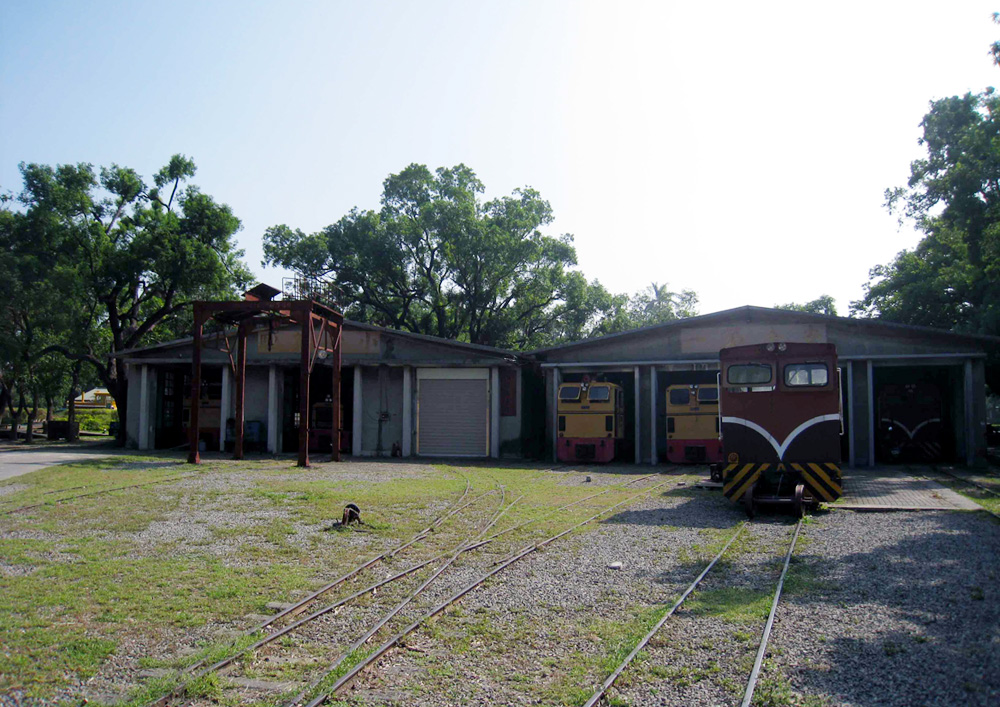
top-left (0, 445), bottom-right (118, 481)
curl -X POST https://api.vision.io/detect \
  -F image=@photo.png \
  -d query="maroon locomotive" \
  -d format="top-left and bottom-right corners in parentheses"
top-left (718, 342), bottom-right (843, 516)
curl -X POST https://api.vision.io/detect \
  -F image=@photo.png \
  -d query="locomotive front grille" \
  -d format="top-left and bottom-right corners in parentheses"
top-left (722, 462), bottom-right (842, 503)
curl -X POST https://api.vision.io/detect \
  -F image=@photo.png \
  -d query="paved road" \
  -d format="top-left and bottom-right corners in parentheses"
top-left (0, 445), bottom-right (118, 481)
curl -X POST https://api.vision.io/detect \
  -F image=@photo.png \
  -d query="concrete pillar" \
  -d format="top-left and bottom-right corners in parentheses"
top-left (965, 358), bottom-right (975, 466)
top-left (138, 364), bottom-right (150, 450)
top-left (353, 366), bottom-right (363, 456)
top-left (633, 365), bottom-right (641, 464)
top-left (220, 366), bottom-right (230, 452)
top-left (491, 367), bottom-right (501, 458)
top-left (650, 367), bottom-right (658, 465)
top-left (551, 367), bottom-right (560, 463)
top-left (402, 366), bottom-right (412, 457)
top-left (846, 361), bottom-right (854, 468)
top-left (867, 360), bottom-right (875, 467)
top-left (268, 365), bottom-right (279, 454)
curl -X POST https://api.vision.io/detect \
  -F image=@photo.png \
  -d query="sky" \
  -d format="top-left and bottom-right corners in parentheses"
top-left (2, 1), bottom-right (998, 317)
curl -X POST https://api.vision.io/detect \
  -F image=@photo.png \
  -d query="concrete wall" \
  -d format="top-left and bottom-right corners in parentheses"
top-left (360, 366), bottom-right (404, 455)
top-left (499, 368), bottom-right (522, 457)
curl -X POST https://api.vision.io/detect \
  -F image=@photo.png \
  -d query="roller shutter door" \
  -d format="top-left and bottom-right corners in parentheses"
top-left (418, 377), bottom-right (489, 456)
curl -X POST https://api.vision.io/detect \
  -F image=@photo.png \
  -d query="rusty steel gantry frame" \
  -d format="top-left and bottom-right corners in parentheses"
top-left (186, 296), bottom-right (343, 467)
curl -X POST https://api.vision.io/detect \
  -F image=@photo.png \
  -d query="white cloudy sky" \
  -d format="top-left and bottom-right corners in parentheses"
top-left (2, 1), bottom-right (998, 316)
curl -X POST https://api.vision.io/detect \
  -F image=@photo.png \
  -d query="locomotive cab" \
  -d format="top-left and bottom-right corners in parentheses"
top-left (557, 379), bottom-right (625, 463)
top-left (719, 342), bottom-right (843, 517)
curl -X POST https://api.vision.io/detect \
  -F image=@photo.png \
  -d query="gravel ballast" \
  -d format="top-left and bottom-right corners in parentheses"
top-left (4, 460), bottom-right (999, 707)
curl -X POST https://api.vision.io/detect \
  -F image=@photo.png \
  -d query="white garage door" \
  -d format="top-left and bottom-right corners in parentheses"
top-left (417, 371), bottom-right (489, 456)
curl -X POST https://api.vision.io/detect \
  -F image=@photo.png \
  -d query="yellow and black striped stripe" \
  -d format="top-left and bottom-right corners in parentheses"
top-left (722, 462), bottom-right (842, 502)
top-left (722, 463), bottom-right (767, 501)
top-left (791, 462), bottom-right (842, 502)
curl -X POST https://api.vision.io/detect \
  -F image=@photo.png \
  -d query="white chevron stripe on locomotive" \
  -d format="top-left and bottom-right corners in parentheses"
top-left (721, 414), bottom-right (841, 461)
top-left (879, 417), bottom-right (940, 440)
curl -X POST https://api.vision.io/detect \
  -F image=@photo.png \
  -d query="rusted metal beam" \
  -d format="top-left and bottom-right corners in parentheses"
top-left (331, 326), bottom-right (342, 462)
top-left (298, 312), bottom-right (311, 467)
top-left (187, 306), bottom-right (205, 464)
top-left (233, 321), bottom-right (247, 460)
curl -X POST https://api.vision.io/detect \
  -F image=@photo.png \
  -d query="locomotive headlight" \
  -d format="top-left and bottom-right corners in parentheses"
top-left (766, 343), bottom-right (775, 352)
top-left (778, 342), bottom-right (787, 351)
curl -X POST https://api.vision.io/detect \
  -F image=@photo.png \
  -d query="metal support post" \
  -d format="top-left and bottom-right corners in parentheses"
top-left (331, 329), bottom-right (342, 462)
top-left (234, 321), bottom-right (247, 460)
top-left (298, 310), bottom-right (311, 467)
top-left (188, 307), bottom-right (204, 464)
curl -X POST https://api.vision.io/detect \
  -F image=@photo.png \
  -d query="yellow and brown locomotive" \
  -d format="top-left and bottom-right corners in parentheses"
top-left (665, 383), bottom-right (722, 464)
top-left (718, 342), bottom-right (843, 517)
top-left (557, 377), bottom-right (626, 463)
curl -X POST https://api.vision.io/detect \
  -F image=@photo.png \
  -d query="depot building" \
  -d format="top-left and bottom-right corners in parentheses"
top-left (118, 290), bottom-right (997, 467)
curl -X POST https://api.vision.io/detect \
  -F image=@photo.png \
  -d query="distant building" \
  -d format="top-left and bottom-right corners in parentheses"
top-left (72, 388), bottom-right (117, 410)
top-left (116, 286), bottom-right (998, 467)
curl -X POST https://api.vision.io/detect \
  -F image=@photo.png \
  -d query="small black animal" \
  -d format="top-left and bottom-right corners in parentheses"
top-left (342, 503), bottom-right (361, 526)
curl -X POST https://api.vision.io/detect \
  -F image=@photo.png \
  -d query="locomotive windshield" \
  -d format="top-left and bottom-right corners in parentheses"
top-left (727, 364), bottom-right (772, 385)
top-left (669, 388), bottom-right (690, 405)
top-left (697, 387), bottom-right (719, 402)
top-left (559, 386), bottom-right (581, 401)
top-left (784, 363), bottom-right (828, 387)
top-left (588, 386), bottom-right (611, 402)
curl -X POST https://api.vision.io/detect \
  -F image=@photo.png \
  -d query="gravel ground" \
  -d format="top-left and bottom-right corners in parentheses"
top-left (762, 510), bottom-right (1000, 707)
top-left (343, 491), bottom-right (1000, 707)
top-left (7, 461), bottom-right (999, 707)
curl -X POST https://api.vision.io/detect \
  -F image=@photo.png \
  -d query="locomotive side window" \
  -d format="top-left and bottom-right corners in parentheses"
top-left (588, 386), bottom-right (611, 402)
top-left (727, 364), bottom-right (772, 385)
top-left (559, 386), bottom-right (581, 401)
top-left (697, 387), bottom-right (719, 402)
top-left (669, 388), bottom-right (690, 405)
top-left (784, 363), bottom-right (829, 387)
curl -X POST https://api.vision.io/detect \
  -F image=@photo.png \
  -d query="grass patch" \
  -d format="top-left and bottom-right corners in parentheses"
top-left (685, 587), bottom-right (772, 623)
top-left (1, 460), bottom-right (684, 701)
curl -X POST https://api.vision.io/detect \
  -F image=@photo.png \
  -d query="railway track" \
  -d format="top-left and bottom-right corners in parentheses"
top-left (583, 518), bottom-right (804, 707)
top-left (903, 464), bottom-right (1000, 521)
top-left (145, 469), bottom-right (679, 707)
top-left (0, 472), bottom-right (199, 517)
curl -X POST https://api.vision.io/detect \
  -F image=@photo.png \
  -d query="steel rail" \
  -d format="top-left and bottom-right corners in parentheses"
top-left (161, 476), bottom-right (636, 701)
top-left (931, 466), bottom-right (1000, 498)
top-left (582, 522), bottom-right (747, 707)
top-left (176, 475), bottom-right (476, 681)
top-left (0, 473), bottom-right (198, 517)
top-left (249, 484), bottom-right (484, 636)
top-left (740, 519), bottom-right (803, 707)
top-left (464, 471), bottom-right (665, 551)
top-left (286, 487), bottom-right (519, 707)
top-left (145, 471), bottom-right (668, 706)
top-left (903, 465), bottom-right (1000, 522)
top-left (168, 474), bottom-right (641, 703)
top-left (299, 477), bottom-right (679, 706)
top-left (146, 475), bottom-right (480, 707)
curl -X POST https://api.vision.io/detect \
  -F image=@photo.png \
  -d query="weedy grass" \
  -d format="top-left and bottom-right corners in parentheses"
top-left (0, 458), bottom-right (675, 701)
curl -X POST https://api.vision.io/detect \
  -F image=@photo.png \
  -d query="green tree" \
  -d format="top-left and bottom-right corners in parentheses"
top-left (8, 155), bottom-right (251, 443)
top-left (776, 294), bottom-right (838, 316)
top-left (264, 163), bottom-right (627, 349)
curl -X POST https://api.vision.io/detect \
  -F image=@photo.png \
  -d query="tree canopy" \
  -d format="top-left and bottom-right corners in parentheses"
top-left (852, 87), bottom-right (1000, 336)
top-left (776, 295), bottom-right (838, 317)
top-left (2, 155), bottom-right (251, 442)
top-left (264, 163), bottom-right (696, 349)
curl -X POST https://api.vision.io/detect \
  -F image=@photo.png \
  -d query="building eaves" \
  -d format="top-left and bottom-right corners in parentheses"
top-left (114, 319), bottom-right (523, 361)
top-left (526, 305), bottom-right (1000, 357)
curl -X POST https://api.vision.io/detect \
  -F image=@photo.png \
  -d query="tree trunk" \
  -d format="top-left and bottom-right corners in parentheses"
top-left (68, 362), bottom-right (80, 442)
top-left (25, 390), bottom-right (38, 444)
top-left (10, 390), bottom-right (25, 442)
top-left (45, 393), bottom-right (53, 437)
